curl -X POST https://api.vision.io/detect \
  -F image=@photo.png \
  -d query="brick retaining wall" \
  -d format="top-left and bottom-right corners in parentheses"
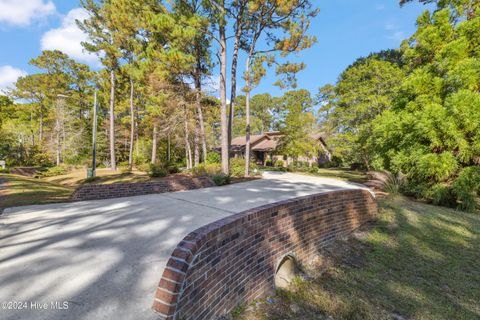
top-left (152, 189), bottom-right (377, 320)
top-left (71, 176), bottom-right (215, 201)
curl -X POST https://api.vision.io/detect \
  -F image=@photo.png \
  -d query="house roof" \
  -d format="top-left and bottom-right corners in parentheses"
top-left (252, 138), bottom-right (278, 151)
top-left (229, 131), bottom-right (328, 152)
top-left (231, 134), bottom-right (266, 146)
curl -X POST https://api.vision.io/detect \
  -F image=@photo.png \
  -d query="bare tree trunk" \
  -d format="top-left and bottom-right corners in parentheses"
top-left (151, 123), bottom-right (157, 164)
top-left (128, 78), bottom-right (135, 170)
top-left (167, 133), bottom-right (171, 162)
top-left (184, 104), bottom-right (193, 170)
top-left (193, 113), bottom-right (200, 167)
top-left (194, 70), bottom-right (207, 163)
top-left (245, 55), bottom-right (251, 177)
top-left (39, 104), bottom-right (43, 144)
top-left (109, 69), bottom-right (116, 171)
top-left (56, 117), bottom-right (61, 166)
top-left (228, 17), bottom-right (243, 150)
top-left (219, 11), bottom-right (229, 175)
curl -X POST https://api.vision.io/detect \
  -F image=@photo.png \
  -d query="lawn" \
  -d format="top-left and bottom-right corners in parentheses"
top-left (235, 196), bottom-right (480, 320)
top-left (0, 174), bottom-right (74, 210)
top-left (42, 168), bottom-right (152, 186)
top-left (310, 168), bottom-right (368, 183)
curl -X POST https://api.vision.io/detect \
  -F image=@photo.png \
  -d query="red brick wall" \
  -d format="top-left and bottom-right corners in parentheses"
top-left (70, 176), bottom-right (214, 201)
top-left (152, 189), bottom-right (377, 320)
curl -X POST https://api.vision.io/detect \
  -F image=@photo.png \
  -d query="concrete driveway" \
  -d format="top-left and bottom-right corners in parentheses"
top-left (0, 172), bottom-right (368, 320)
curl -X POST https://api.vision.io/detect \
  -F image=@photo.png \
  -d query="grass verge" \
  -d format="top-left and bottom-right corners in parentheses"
top-left (236, 196), bottom-right (480, 320)
top-left (0, 174), bottom-right (74, 210)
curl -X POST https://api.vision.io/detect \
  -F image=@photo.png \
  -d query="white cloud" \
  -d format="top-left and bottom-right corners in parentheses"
top-left (0, 65), bottom-right (27, 93)
top-left (384, 20), bottom-right (405, 42)
top-left (41, 8), bottom-right (99, 65)
top-left (0, 0), bottom-right (56, 26)
top-left (386, 31), bottom-right (405, 41)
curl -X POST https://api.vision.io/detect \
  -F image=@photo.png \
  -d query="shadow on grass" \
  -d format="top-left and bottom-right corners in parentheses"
top-left (239, 197), bottom-right (480, 320)
top-left (0, 174), bottom-right (73, 209)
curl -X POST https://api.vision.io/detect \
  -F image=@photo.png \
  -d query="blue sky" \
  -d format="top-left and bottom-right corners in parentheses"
top-left (0, 0), bottom-right (433, 96)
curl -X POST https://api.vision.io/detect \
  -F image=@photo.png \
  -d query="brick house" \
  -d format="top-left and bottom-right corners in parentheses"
top-left (230, 131), bottom-right (331, 166)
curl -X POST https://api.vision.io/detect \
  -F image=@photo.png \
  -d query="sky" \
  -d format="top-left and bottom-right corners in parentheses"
top-left (0, 0), bottom-right (434, 97)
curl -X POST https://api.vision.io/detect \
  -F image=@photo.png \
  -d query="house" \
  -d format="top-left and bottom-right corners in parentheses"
top-left (230, 131), bottom-right (331, 167)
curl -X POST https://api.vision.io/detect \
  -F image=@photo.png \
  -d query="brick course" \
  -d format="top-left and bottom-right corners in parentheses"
top-left (70, 176), bottom-right (215, 201)
top-left (152, 189), bottom-right (377, 320)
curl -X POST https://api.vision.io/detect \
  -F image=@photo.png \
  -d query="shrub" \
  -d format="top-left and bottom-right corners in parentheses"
top-left (380, 171), bottom-right (405, 196)
top-left (308, 166), bottom-right (318, 174)
top-left (0, 167), bottom-right (9, 173)
top-left (275, 160), bottom-right (284, 168)
top-left (230, 158), bottom-right (257, 177)
top-left (265, 160), bottom-right (273, 166)
top-left (211, 174), bottom-right (231, 186)
top-left (117, 161), bottom-right (131, 173)
top-left (192, 163), bottom-right (222, 177)
top-left (428, 183), bottom-right (457, 207)
top-left (166, 163), bottom-right (180, 174)
top-left (206, 152), bottom-right (221, 164)
top-left (137, 163), bottom-right (150, 173)
top-left (452, 166), bottom-right (480, 212)
top-left (39, 166), bottom-right (68, 177)
top-left (148, 163), bottom-right (168, 178)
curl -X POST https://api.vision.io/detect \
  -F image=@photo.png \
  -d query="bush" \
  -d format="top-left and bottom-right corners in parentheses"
top-left (192, 163), bottom-right (222, 177)
top-left (381, 171), bottom-right (405, 196)
top-left (137, 163), bottom-right (150, 173)
top-left (230, 158), bottom-right (257, 177)
top-left (166, 163), bottom-right (180, 174)
top-left (117, 161), bottom-right (131, 173)
top-left (452, 166), bottom-right (480, 212)
top-left (275, 160), bottom-right (284, 168)
top-left (428, 183), bottom-right (457, 207)
top-left (0, 167), bottom-right (9, 173)
top-left (148, 163), bottom-right (168, 178)
top-left (265, 160), bottom-right (273, 166)
top-left (206, 152), bottom-right (221, 164)
top-left (211, 174), bottom-right (231, 186)
top-left (39, 166), bottom-right (68, 177)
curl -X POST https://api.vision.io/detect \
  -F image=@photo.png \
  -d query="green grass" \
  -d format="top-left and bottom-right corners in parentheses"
top-left (309, 168), bottom-right (368, 183)
top-left (237, 197), bottom-right (480, 320)
top-left (0, 174), bottom-right (74, 210)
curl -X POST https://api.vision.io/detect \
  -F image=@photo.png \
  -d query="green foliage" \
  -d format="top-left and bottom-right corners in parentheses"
top-left (39, 166), bottom-right (68, 177)
top-left (277, 90), bottom-right (321, 159)
top-left (381, 172), bottom-right (406, 196)
top-left (192, 163), bottom-right (222, 177)
top-left (275, 160), bottom-right (284, 167)
top-left (148, 163), bottom-right (168, 178)
top-left (206, 152), bottom-right (221, 164)
top-left (324, 5), bottom-right (480, 211)
top-left (452, 166), bottom-right (480, 212)
top-left (211, 174), bottom-right (231, 186)
top-left (166, 163), bottom-right (180, 174)
top-left (230, 158), bottom-right (257, 177)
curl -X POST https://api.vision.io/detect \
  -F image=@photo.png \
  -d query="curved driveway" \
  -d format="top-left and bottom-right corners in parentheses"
top-left (0, 172), bottom-right (368, 320)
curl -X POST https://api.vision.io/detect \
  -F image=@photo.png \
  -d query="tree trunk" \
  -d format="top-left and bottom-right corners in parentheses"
top-left (184, 104), bottom-right (193, 170)
top-left (228, 18), bottom-right (243, 149)
top-left (194, 69), bottom-right (207, 163)
top-left (39, 104), bottom-right (43, 144)
top-left (219, 10), bottom-right (229, 175)
top-left (56, 117), bottom-right (61, 166)
top-left (193, 112), bottom-right (200, 167)
top-left (128, 78), bottom-right (135, 170)
top-left (245, 55), bottom-right (251, 177)
top-left (167, 133), bottom-right (171, 162)
top-left (151, 123), bottom-right (157, 164)
top-left (109, 69), bottom-right (117, 171)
